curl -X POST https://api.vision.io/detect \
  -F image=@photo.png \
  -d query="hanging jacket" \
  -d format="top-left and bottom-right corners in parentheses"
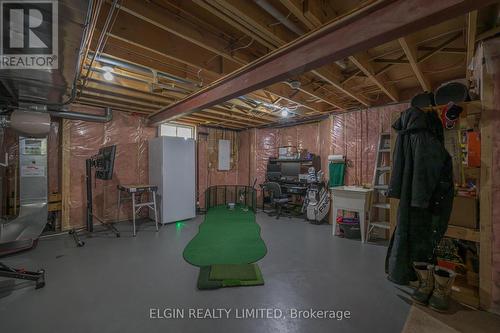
top-left (385, 107), bottom-right (454, 285)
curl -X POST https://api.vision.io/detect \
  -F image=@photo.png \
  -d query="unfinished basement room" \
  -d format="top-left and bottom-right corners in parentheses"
top-left (1, 0), bottom-right (500, 332)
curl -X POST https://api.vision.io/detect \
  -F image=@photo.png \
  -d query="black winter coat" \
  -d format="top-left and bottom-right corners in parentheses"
top-left (385, 107), bottom-right (454, 285)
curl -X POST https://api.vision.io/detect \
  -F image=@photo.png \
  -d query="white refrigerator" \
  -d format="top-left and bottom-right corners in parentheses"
top-left (149, 136), bottom-right (196, 224)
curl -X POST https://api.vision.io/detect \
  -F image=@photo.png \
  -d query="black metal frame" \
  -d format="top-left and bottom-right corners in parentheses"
top-left (204, 185), bottom-right (257, 212)
top-left (0, 262), bottom-right (45, 289)
top-left (70, 155), bottom-right (120, 247)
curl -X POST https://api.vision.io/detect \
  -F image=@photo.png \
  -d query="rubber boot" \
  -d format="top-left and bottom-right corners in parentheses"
top-left (429, 266), bottom-right (457, 312)
top-left (411, 262), bottom-right (434, 305)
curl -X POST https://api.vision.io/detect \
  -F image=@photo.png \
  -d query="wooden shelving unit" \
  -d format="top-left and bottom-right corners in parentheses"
top-left (445, 225), bottom-right (480, 243)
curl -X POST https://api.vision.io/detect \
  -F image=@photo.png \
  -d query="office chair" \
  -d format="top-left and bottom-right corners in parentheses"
top-left (262, 182), bottom-right (290, 219)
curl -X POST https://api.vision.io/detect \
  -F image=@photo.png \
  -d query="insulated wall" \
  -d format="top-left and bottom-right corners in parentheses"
top-left (235, 103), bottom-right (408, 202)
top-left (63, 106), bottom-right (156, 229)
top-left (197, 127), bottom-right (245, 209)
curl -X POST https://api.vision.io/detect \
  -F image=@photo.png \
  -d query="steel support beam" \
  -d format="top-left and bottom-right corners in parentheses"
top-left (149, 0), bottom-right (494, 124)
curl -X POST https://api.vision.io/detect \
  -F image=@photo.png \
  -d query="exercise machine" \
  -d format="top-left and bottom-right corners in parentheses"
top-left (70, 145), bottom-right (120, 247)
top-left (0, 261), bottom-right (45, 289)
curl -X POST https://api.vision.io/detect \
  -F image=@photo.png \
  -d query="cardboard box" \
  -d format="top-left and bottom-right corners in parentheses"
top-left (449, 196), bottom-right (478, 229)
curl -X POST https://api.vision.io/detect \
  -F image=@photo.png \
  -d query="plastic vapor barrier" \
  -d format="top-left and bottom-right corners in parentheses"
top-left (66, 106), bottom-right (156, 228)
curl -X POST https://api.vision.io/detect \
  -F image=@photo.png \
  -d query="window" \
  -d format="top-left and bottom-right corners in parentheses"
top-left (159, 123), bottom-right (195, 139)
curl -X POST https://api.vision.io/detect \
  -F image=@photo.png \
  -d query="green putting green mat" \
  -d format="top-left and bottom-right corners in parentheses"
top-left (183, 205), bottom-right (267, 267)
top-left (209, 264), bottom-right (257, 281)
top-left (197, 264), bottom-right (264, 290)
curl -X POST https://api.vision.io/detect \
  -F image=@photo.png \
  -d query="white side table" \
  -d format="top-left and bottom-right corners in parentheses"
top-left (330, 186), bottom-right (373, 243)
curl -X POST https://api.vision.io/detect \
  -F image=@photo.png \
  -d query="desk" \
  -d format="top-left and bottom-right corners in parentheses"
top-left (117, 184), bottom-right (159, 236)
top-left (260, 182), bottom-right (307, 211)
top-left (330, 186), bottom-right (373, 243)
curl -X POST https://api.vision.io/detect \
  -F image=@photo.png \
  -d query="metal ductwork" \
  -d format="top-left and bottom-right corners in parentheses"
top-left (0, 0), bottom-right (114, 127)
top-left (10, 110), bottom-right (51, 137)
top-left (2, 106), bottom-right (113, 127)
top-left (0, 0), bottom-right (90, 108)
top-left (47, 106), bottom-right (112, 123)
top-left (254, 0), bottom-right (305, 35)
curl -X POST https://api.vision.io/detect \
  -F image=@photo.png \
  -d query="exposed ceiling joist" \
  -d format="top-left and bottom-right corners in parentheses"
top-left (193, 0), bottom-right (353, 109)
top-left (466, 10), bottom-right (478, 81)
top-left (115, 0), bottom-right (252, 66)
top-left (417, 46), bottom-right (466, 53)
top-left (279, 0), bottom-right (316, 30)
top-left (311, 67), bottom-right (371, 106)
top-left (417, 32), bottom-right (463, 63)
top-left (93, 17), bottom-right (323, 116)
top-left (276, 0), bottom-right (373, 107)
top-left (398, 37), bottom-right (431, 91)
top-left (348, 54), bottom-right (399, 102)
top-left (149, 0), bottom-right (493, 124)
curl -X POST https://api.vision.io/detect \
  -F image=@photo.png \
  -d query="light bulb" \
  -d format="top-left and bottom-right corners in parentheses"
top-left (281, 108), bottom-right (289, 117)
top-left (103, 71), bottom-right (114, 81)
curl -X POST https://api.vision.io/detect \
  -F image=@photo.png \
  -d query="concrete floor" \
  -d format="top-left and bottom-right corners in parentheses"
top-left (0, 212), bottom-right (497, 333)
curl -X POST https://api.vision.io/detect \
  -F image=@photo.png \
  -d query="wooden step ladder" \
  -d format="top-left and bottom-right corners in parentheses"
top-left (367, 133), bottom-right (391, 241)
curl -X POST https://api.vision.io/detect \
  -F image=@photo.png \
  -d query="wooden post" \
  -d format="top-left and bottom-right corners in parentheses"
top-left (479, 57), bottom-right (493, 311)
top-left (61, 119), bottom-right (71, 230)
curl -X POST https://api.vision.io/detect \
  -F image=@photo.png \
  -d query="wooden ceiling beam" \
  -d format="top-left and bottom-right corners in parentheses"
top-left (221, 101), bottom-right (281, 120)
top-left (101, 10), bottom-right (240, 74)
top-left (279, 0), bottom-right (316, 30)
top-left (80, 90), bottom-right (165, 109)
top-left (466, 10), bottom-right (478, 81)
top-left (181, 116), bottom-right (243, 130)
top-left (417, 32), bottom-right (463, 63)
top-left (398, 37), bottom-right (431, 91)
top-left (348, 54), bottom-right (399, 102)
top-left (304, 0), bottom-right (338, 28)
top-left (102, 35), bottom-right (322, 117)
top-left (114, 0), bottom-right (252, 66)
top-left (312, 67), bottom-right (371, 106)
top-left (374, 59), bottom-right (409, 64)
top-left (77, 97), bottom-right (156, 114)
top-left (476, 25), bottom-right (500, 41)
top-left (193, 0), bottom-right (351, 109)
top-left (201, 109), bottom-right (268, 124)
top-left (264, 83), bottom-right (324, 115)
top-left (276, 1), bottom-right (372, 107)
top-left (102, 5), bottom-right (323, 116)
top-left (184, 112), bottom-right (250, 127)
top-left (417, 46), bottom-right (466, 53)
top-left (150, 0), bottom-right (493, 124)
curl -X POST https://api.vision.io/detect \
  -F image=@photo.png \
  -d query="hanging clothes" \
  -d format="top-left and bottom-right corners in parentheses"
top-left (385, 107), bottom-right (454, 285)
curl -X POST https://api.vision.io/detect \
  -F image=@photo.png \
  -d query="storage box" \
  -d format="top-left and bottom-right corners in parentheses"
top-left (449, 196), bottom-right (478, 229)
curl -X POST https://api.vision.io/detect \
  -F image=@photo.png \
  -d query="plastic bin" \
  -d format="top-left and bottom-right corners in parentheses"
top-left (339, 222), bottom-right (361, 239)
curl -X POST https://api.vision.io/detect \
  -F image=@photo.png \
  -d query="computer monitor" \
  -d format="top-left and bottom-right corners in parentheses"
top-left (267, 163), bottom-right (281, 172)
top-left (281, 162), bottom-right (300, 179)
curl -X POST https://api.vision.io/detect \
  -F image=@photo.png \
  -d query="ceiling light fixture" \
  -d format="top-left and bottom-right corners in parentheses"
top-left (102, 66), bottom-right (114, 81)
top-left (281, 108), bottom-right (289, 117)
